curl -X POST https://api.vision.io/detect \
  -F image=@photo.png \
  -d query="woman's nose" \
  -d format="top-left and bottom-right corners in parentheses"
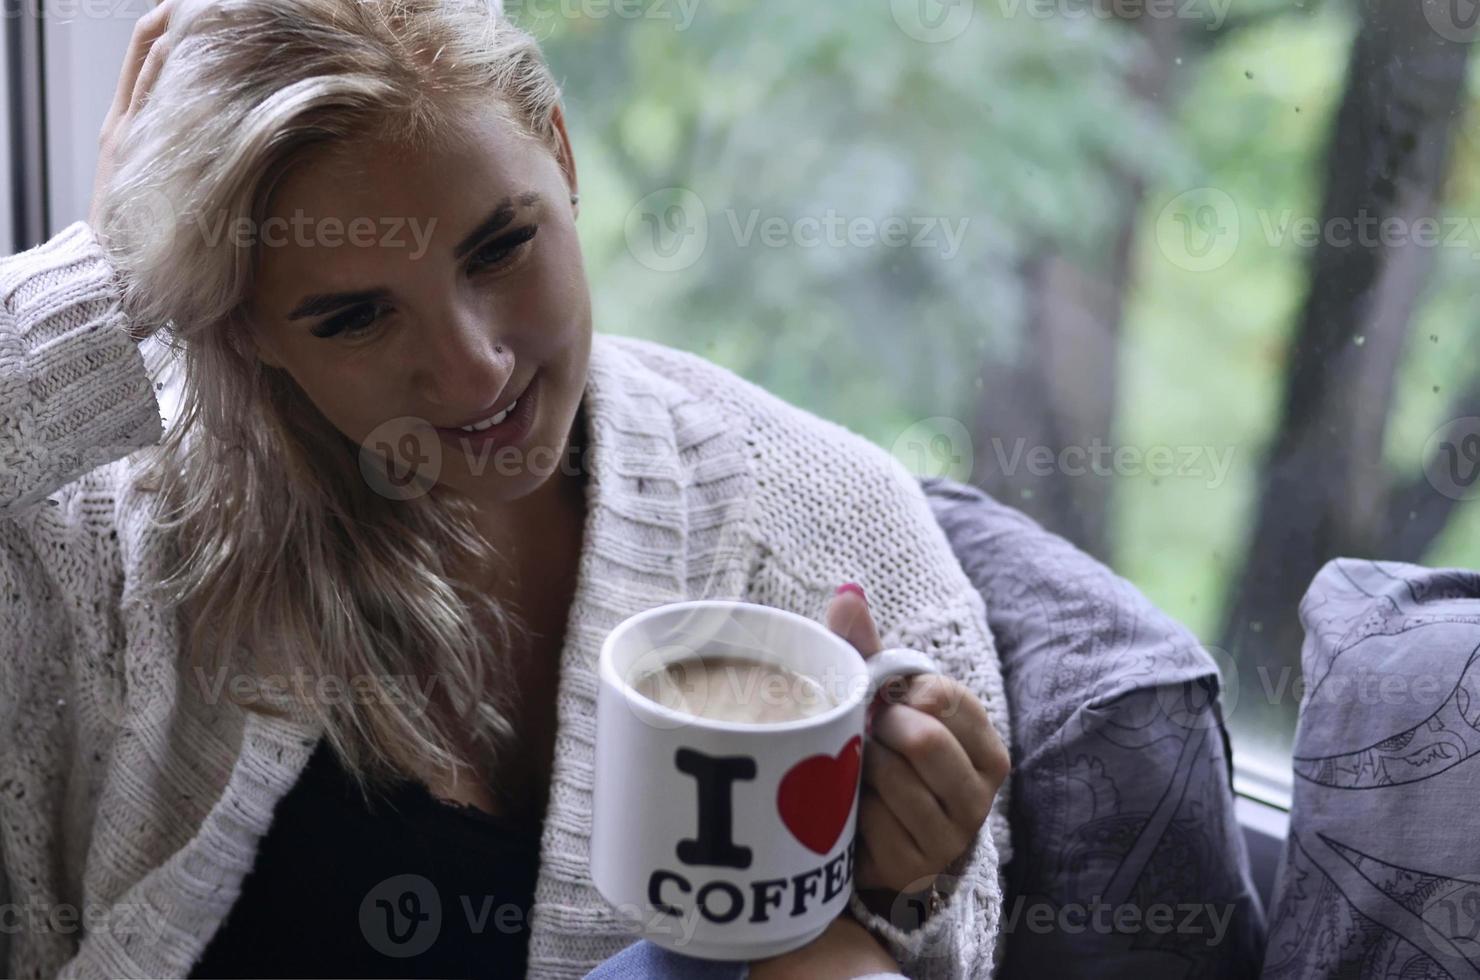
top-left (412, 315), bottom-right (511, 411)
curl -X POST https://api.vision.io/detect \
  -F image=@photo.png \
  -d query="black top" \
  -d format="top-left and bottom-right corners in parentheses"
top-left (189, 738), bottom-right (544, 979)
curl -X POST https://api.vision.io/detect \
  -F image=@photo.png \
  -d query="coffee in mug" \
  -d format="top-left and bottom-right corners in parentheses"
top-left (631, 654), bottom-right (838, 725)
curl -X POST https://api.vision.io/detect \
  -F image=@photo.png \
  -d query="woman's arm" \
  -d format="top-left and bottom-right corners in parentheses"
top-left (3, 0), bottom-right (172, 517)
top-left (0, 222), bottom-right (162, 517)
top-left (0, 218), bottom-right (164, 980)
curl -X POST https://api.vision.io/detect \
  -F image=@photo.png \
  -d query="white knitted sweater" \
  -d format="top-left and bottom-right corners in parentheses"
top-left (0, 221), bottom-right (1012, 980)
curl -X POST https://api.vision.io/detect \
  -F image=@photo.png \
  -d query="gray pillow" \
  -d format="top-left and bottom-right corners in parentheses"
top-left (921, 477), bottom-right (1266, 978)
top-left (1262, 558), bottom-right (1480, 979)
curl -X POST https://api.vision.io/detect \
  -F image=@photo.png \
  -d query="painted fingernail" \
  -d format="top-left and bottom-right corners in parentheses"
top-left (836, 582), bottom-right (867, 603)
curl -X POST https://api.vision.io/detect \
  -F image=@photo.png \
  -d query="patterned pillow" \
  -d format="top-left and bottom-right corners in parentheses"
top-left (1262, 558), bottom-right (1480, 979)
top-left (920, 477), bottom-right (1266, 978)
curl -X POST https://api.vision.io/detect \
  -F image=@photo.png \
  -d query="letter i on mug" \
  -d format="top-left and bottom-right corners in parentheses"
top-left (590, 599), bottom-right (938, 960)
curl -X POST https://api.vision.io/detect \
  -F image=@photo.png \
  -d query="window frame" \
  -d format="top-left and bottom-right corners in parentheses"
top-left (4, 0), bottom-right (44, 251)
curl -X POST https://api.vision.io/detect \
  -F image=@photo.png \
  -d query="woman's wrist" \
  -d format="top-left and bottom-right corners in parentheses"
top-left (856, 877), bottom-right (944, 929)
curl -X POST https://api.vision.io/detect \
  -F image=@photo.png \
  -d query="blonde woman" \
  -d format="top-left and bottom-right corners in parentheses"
top-left (0, 1), bottom-right (1011, 977)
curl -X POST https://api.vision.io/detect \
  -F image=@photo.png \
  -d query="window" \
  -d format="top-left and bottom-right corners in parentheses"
top-left (34, 0), bottom-right (1479, 811)
top-left (42, 3), bottom-right (134, 234)
top-left (3, 0), bottom-right (40, 253)
top-left (521, 1), bottom-right (1479, 808)
top-left (0, 15), bottom-right (12, 250)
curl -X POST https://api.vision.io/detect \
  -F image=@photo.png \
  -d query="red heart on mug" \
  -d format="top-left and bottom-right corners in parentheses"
top-left (776, 735), bottom-right (863, 855)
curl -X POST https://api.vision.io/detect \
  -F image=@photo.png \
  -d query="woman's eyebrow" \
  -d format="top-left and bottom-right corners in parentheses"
top-left (286, 192), bottom-right (545, 321)
top-left (452, 191), bottom-right (543, 260)
top-left (289, 287), bottom-right (391, 321)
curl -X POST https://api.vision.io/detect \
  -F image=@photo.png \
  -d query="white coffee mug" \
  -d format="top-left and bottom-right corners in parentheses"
top-left (590, 599), bottom-right (940, 961)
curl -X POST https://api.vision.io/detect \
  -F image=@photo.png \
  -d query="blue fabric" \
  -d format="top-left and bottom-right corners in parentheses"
top-left (579, 939), bottom-right (906, 979)
top-left (581, 940), bottom-right (748, 979)
top-left (920, 477), bottom-right (1267, 978)
top-left (1262, 559), bottom-right (1480, 978)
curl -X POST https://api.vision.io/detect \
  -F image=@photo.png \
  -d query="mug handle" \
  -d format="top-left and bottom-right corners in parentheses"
top-left (863, 647), bottom-right (940, 705)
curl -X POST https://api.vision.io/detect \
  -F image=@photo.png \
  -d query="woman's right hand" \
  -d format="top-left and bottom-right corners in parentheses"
top-left (89, 0), bottom-right (177, 232)
top-left (746, 912), bottom-right (901, 980)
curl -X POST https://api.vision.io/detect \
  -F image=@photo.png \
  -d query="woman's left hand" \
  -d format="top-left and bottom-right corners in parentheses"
top-left (825, 584), bottom-right (1011, 909)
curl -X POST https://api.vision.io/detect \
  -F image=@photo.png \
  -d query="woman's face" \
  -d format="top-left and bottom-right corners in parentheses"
top-left (245, 101), bottom-right (590, 517)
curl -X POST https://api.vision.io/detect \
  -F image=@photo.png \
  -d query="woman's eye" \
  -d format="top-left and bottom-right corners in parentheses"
top-left (308, 227), bottom-right (538, 340)
top-left (312, 301), bottom-right (391, 340)
top-left (469, 225), bottom-right (538, 274)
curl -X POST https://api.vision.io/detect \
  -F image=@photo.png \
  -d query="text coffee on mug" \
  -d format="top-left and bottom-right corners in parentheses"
top-left (590, 599), bottom-right (939, 960)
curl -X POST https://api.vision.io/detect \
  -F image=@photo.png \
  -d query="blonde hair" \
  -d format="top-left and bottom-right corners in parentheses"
top-left (95, 0), bottom-right (567, 811)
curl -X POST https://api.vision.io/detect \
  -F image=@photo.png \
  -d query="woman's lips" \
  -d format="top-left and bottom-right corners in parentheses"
top-left (433, 373), bottom-right (539, 453)
top-left (440, 377), bottom-right (532, 431)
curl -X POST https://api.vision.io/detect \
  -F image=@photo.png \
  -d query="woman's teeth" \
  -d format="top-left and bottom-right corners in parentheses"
top-left (459, 399), bottom-right (518, 433)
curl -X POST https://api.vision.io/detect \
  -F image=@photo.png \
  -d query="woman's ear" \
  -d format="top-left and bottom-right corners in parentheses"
top-left (549, 103), bottom-right (579, 216)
